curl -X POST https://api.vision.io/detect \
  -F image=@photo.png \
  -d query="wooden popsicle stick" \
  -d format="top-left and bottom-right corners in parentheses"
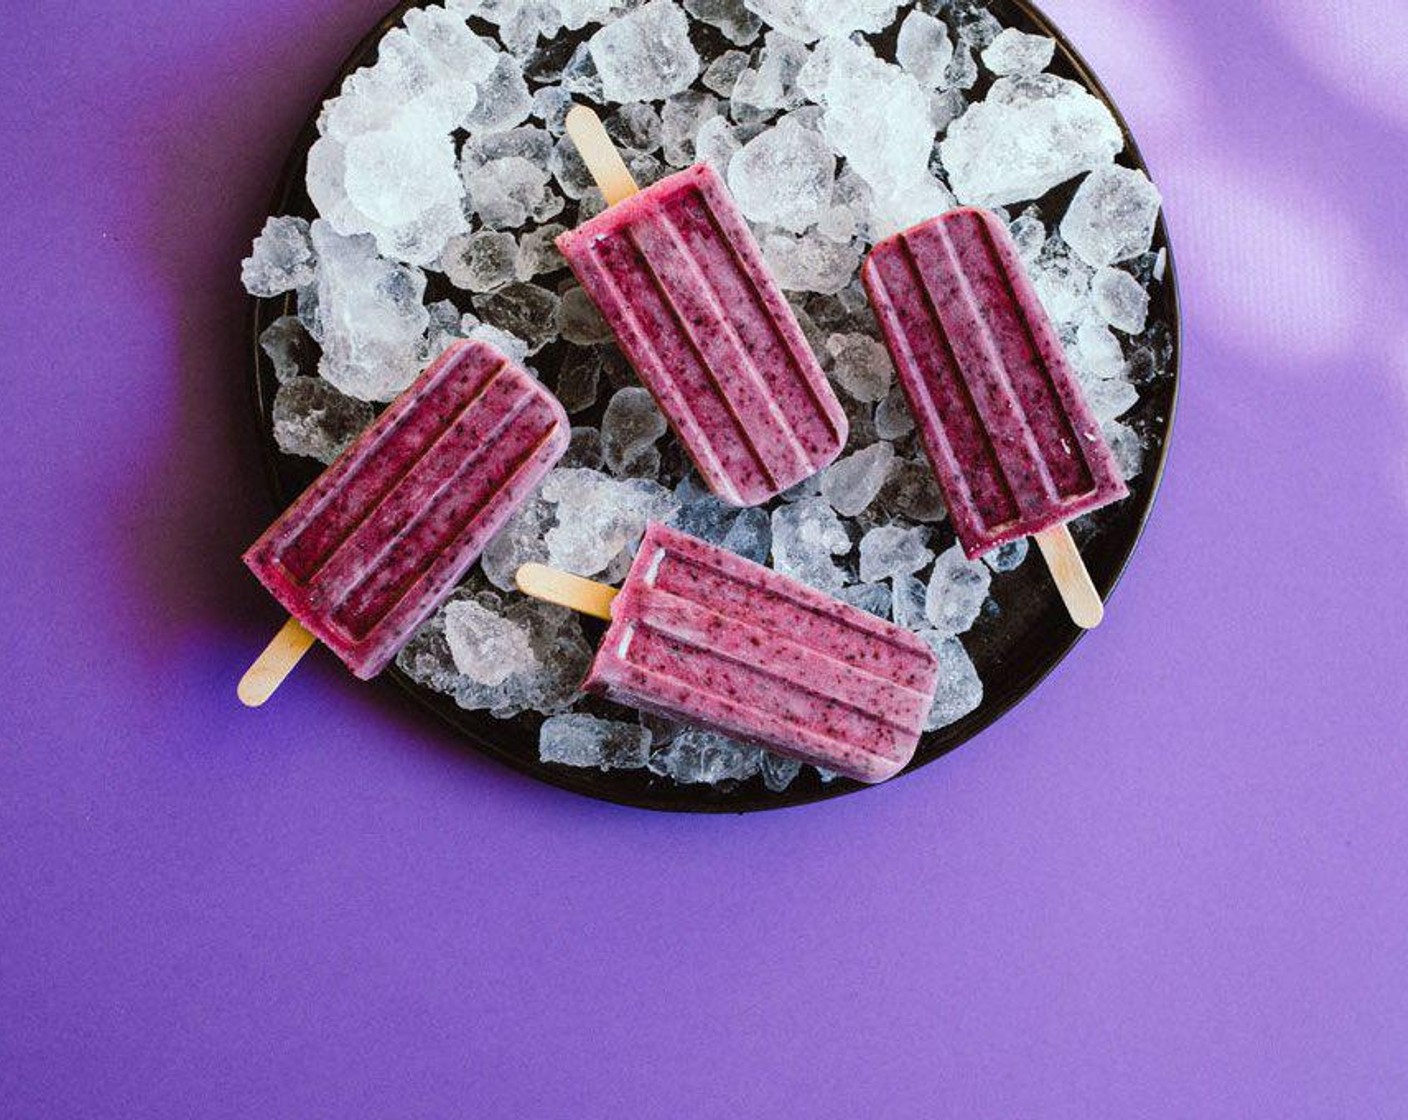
top-left (565, 105), bottom-right (640, 206)
top-left (516, 563), bottom-right (619, 621)
top-left (1033, 524), bottom-right (1104, 630)
top-left (238, 617), bottom-right (317, 707)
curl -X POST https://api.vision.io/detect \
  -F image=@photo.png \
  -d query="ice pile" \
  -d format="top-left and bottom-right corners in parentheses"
top-left (242, 0), bottom-right (1174, 796)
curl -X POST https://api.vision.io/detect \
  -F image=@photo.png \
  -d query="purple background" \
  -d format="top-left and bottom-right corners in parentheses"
top-left (3, 2), bottom-right (1406, 1116)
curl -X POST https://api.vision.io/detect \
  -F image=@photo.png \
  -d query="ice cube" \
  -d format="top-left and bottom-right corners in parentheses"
top-left (554, 346), bottom-right (604, 413)
top-left (531, 85), bottom-right (574, 133)
top-left (858, 525), bottom-right (934, 583)
top-left (601, 386), bottom-right (668, 474)
top-left (480, 491), bottom-right (554, 590)
top-left (562, 425), bottom-right (606, 470)
top-left (472, 281), bottom-right (562, 354)
top-left (823, 332), bottom-right (891, 403)
top-left (760, 752), bottom-right (803, 792)
top-left (837, 582), bottom-right (893, 620)
top-left (539, 713), bottom-right (651, 770)
top-left (444, 599), bottom-right (538, 685)
top-left (1008, 207), bottom-right (1046, 262)
top-left (821, 442), bottom-right (895, 517)
top-left (307, 220), bottom-right (431, 401)
top-left (1084, 375), bottom-right (1139, 423)
top-left (981, 538), bottom-right (1029, 573)
top-left (924, 545), bottom-right (992, 635)
top-left (463, 53), bottom-right (533, 133)
top-left (761, 232), bottom-right (861, 295)
top-left (661, 90), bottom-right (722, 167)
top-left (703, 50), bottom-right (751, 97)
top-left (557, 286), bottom-right (613, 345)
top-left (719, 506), bottom-right (771, 564)
top-left (728, 118), bottom-right (836, 233)
top-left (242, 215), bottom-right (317, 297)
top-left (895, 11), bottom-right (954, 90)
top-left (878, 458), bottom-right (947, 524)
top-left (1102, 419), bottom-right (1144, 481)
top-left (271, 376), bottom-right (376, 464)
top-left (1030, 236), bottom-right (1095, 326)
top-left (1061, 165), bottom-right (1162, 268)
top-left (515, 222), bottom-right (568, 279)
top-left (540, 467), bottom-right (680, 576)
top-left (981, 29), bottom-right (1056, 76)
top-left (741, 0), bottom-right (898, 42)
top-left (730, 30), bottom-right (809, 115)
top-left (941, 74), bottom-right (1123, 207)
top-left (606, 102), bottom-right (664, 154)
top-left (1073, 320), bottom-right (1127, 380)
top-left (648, 730), bottom-right (763, 784)
top-left (770, 497), bottom-right (851, 591)
top-left (309, 110), bottom-right (469, 266)
top-left (259, 315), bottom-right (314, 383)
top-left (694, 114), bottom-right (743, 173)
top-left (890, 571), bottom-right (928, 630)
top-left (462, 155), bottom-right (556, 229)
top-left (916, 630), bottom-right (983, 730)
top-left (1092, 267), bottom-right (1150, 334)
top-left (670, 473), bottom-right (738, 544)
top-left (684, 0), bottom-right (761, 45)
top-left (439, 229), bottom-right (518, 291)
top-left (873, 381), bottom-right (915, 440)
top-left (590, 0), bottom-right (701, 102)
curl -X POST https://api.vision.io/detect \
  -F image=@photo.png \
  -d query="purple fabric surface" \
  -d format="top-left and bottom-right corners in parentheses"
top-left (2, 2), bottom-right (1405, 1116)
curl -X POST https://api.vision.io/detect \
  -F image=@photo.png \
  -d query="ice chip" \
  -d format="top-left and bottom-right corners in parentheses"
top-left (1061, 165), bottom-right (1163, 267)
top-left (761, 751), bottom-right (803, 792)
top-left (464, 53), bottom-right (533, 133)
top-left (539, 713), bottom-right (651, 770)
top-left (859, 525), bottom-right (934, 583)
top-left (890, 571), bottom-right (928, 631)
top-left (941, 74), bottom-right (1123, 207)
top-left (242, 215), bottom-right (317, 297)
top-left (259, 315), bottom-right (315, 383)
top-left (762, 232), bottom-right (862, 295)
top-left (444, 599), bottom-right (537, 685)
top-left (896, 11), bottom-right (954, 90)
top-left (684, 0), bottom-right (761, 45)
top-left (719, 506), bottom-right (771, 564)
top-left (924, 545), bottom-right (992, 635)
top-left (742, 0), bottom-right (899, 43)
top-left (515, 222), bottom-right (568, 280)
top-left (824, 333), bottom-right (892, 402)
top-left (648, 730), bottom-right (764, 784)
top-left (1102, 419), bottom-right (1144, 482)
top-left (540, 468), bottom-right (680, 576)
top-left (770, 498), bottom-right (851, 591)
top-left (879, 458), bottom-right (947, 523)
top-left (660, 90), bottom-right (721, 167)
top-left (873, 381), bottom-right (916, 440)
top-left (1092, 267), bottom-right (1150, 334)
top-left (837, 583), bottom-right (892, 620)
top-left (481, 492), bottom-right (554, 590)
top-left (271, 376), bottom-right (376, 464)
top-left (728, 118), bottom-right (836, 233)
top-left (917, 631), bottom-right (983, 730)
top-left (981, 29), bottom-right (1056, 76)
top-left (703, 50), bottom-right (751, 97)
top-left (472, 281), bottom-right (562, 354)
top-left (590, 0), bottom-right (701, 102)
top-left (601, 386), bottom-right (668, 474)
top-left (820, 442), bottom-right (895, 517)
top-left (557, 286), bottom-right (614, 345)
top-left (440, 229), bottom-right (518, 291)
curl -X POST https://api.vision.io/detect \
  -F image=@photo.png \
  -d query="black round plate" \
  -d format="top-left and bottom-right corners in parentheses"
top-left (246, 0), bottom-right (1181, 812)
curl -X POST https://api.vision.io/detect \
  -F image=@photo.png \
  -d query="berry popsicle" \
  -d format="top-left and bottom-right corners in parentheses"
top-left (239, 340), bottom-right (569, 704)
top-left (862, 207), bottom-right (1127, 628)
top-left (517, 523), bottom-right (941, 784)
top-left (556, 106), bottom-right (846, 507)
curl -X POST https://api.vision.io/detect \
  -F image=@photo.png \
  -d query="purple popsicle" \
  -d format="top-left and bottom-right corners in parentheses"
top-left (862, 207), bottom-right (1128, 560)
top-left (581, 523), bottom-right (940, 784)
top-left (556, 162), bottom-right (847, 507)
top-left (244, 340), bottom-right (568, 681)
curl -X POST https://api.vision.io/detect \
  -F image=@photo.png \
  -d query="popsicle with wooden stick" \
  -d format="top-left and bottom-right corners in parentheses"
top-left (237, 340), bottom-right (569, 706)
top-left (517, 522), bottom-right (941, 784)
top-left (555, 106), bottom-right (847, 508)
top-left (862, 207), bottom-right (1127, 629)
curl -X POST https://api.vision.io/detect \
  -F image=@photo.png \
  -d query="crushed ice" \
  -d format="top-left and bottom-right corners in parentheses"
top-left (243, 0), bottom-right (1171, 791)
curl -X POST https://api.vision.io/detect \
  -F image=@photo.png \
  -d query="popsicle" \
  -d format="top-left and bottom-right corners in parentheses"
top-left (556, 106), bottom-right (846, 507)
top-left (862, 207), bottom-right (1128, 628)
top-left (239, 339), bottom-right (569, 704)
top-left (517, 523), bottom-right (941, 784)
